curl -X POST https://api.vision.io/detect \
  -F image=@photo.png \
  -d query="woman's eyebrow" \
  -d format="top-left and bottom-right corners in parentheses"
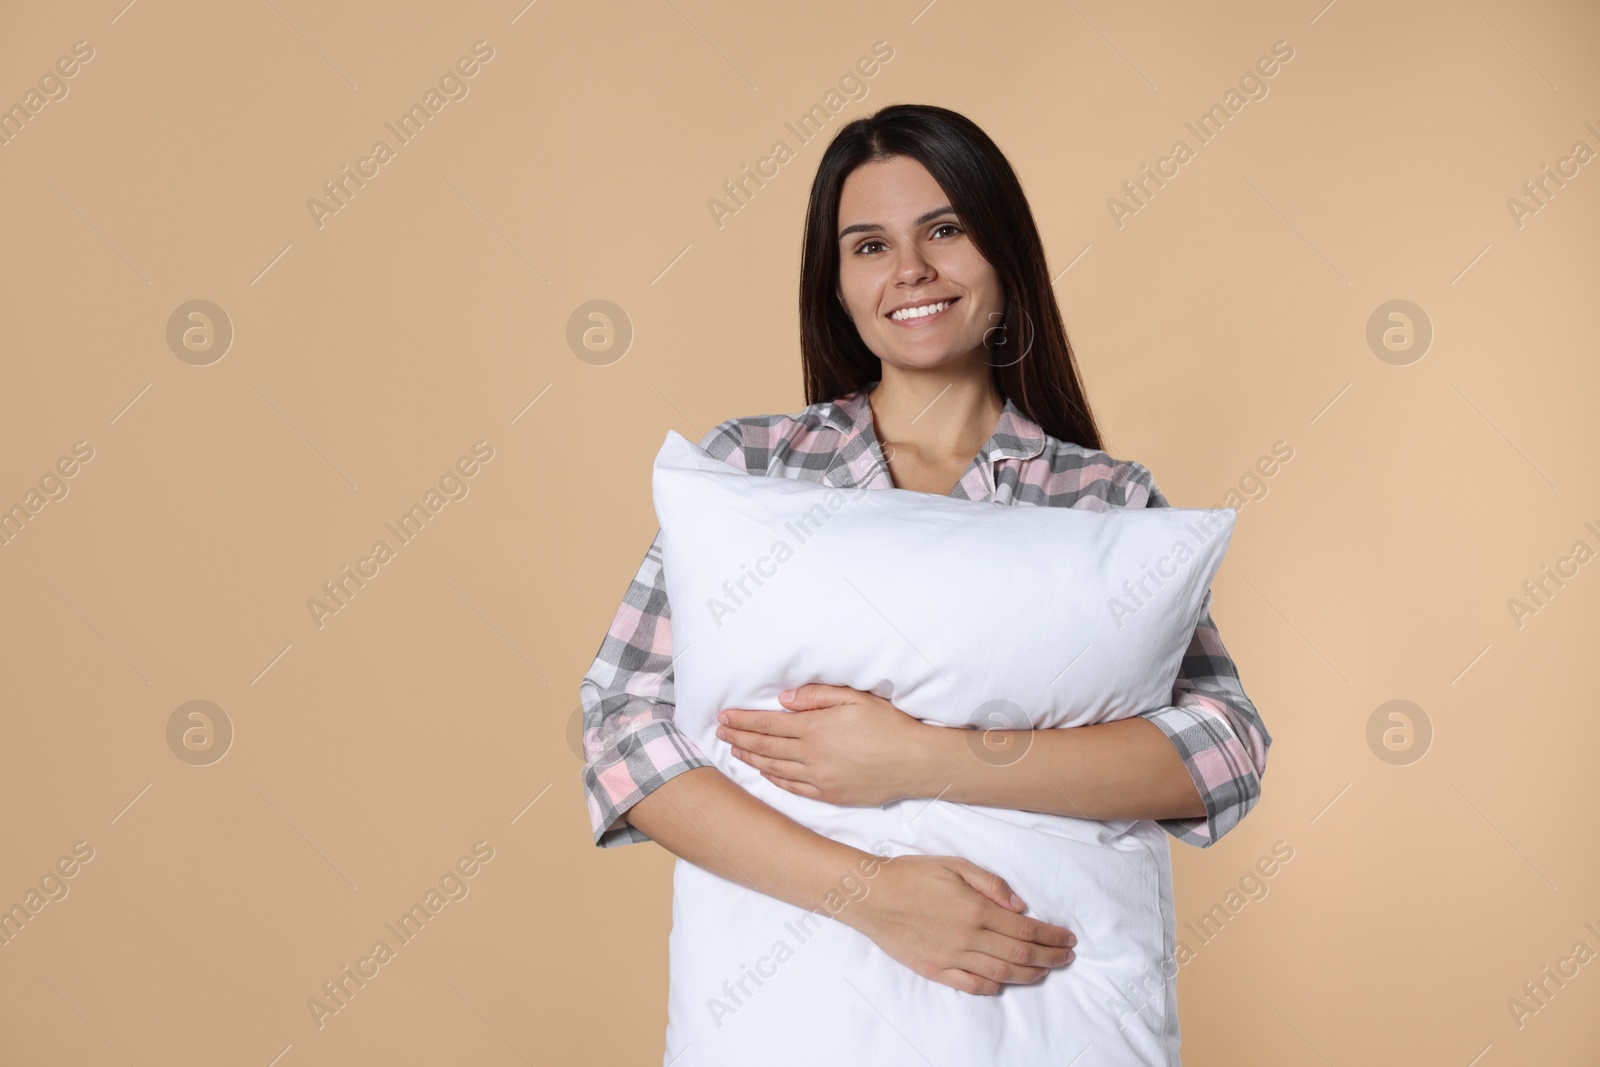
top-left (838, 205), bottom-right (957, 241)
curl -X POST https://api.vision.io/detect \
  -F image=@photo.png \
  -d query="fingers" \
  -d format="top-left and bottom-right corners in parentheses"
top-left (717, 723), bottom-right (803, 760)
top-left (983, 904), bottom-right (1077, 950)
top-left (957, 902), bottom-right (1076, 991)
top-left (950, 860), bottom-right (1078, 951)
top-left (954, 949), bottom-right (1053, 990)
top-left (934, 952), bottom-right (1056, 996)
top-left (950, 858), bottom-right (1027, 913)
top-left (718, 710), bottom-right (803, 739)
top-left (734, 746), bottom-right (808, 781)
top-left (934, 966), bottom-right (1004, 997)
top-left (968, 927), bottom-right (1075, 972)
top-left (779, 683), bottom-right (848, 710)
top-left (942, 861), bottom-right (1077, 993)
top-left (864, 854), bottom-right (1080, 1000)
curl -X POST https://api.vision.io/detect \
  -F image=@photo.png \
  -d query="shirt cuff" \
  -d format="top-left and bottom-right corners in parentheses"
top-left (583, 718), bottom-right (714, 848)
top-left (1137, 699), bottom-right (1258, 849)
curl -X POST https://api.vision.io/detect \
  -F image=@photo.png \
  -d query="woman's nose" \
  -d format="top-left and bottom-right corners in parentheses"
top-left (894, 247), bottom-right (934, 281)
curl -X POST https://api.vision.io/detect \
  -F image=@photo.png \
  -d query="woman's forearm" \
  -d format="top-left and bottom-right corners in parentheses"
top-left (623, 766), bottom-right (887, 927)
top-left (913, 717), bottom-right (1207, 821)
top-left (627, 765), bottom-right (1080, 995)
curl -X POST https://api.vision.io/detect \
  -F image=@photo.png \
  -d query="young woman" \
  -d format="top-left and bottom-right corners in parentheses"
top-left (580, 103), bottom-right (1271, 1063)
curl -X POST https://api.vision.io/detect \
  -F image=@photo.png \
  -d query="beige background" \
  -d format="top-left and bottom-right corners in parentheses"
top-left (1, 0), bottom-right (1596, 1063)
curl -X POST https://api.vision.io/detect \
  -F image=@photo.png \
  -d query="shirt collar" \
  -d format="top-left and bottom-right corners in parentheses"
top-left (823, 379), bottom-right (1048, 464)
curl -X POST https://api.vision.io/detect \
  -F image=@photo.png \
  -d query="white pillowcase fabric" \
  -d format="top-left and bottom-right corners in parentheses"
top-left (650, 428), bottom-right (1236, 1067)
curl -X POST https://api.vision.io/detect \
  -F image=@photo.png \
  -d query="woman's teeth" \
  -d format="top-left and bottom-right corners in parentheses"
top-left (889, 300), bottom-right (951, 321)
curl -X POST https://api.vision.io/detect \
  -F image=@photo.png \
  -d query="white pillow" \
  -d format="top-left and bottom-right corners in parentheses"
top-left (651, 427), bottom-right (1235, 1066)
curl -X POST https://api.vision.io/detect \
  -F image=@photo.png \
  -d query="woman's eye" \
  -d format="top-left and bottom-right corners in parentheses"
top-left (853, 225), bottom-right (958, 255)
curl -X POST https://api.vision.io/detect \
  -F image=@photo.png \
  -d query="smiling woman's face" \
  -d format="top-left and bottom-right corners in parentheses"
top-left (835, 155), bottom-right (1004, 375)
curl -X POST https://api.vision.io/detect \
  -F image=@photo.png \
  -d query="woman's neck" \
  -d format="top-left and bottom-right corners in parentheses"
top-left (866, 366), bottom-right (1004, 464)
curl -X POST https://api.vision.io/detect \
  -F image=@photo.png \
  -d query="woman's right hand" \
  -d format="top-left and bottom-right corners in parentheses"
top-left (846, 853), bottom-right (1077, 995)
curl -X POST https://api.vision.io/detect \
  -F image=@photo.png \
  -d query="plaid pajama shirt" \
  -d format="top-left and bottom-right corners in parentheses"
top-left (579, 380), bottom-right (1271, 850)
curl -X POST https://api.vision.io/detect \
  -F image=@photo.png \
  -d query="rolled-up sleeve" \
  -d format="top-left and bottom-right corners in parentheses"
top-left (579, 527), bottom-right (714, 848)
top-left (578, 420), bottom-right (744, 848)
top-left (1126, 466), bottom-right (1272, 847)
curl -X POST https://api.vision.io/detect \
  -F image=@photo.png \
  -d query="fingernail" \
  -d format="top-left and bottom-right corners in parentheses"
top-left (717, 712), bottom-right (729, 724)
top-left (779, 689), bottom-right (796, 701)
top-left (1010, 893), bottom-right (1024, 909)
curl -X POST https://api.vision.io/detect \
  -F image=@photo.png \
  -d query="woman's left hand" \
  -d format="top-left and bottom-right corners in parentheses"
top-left (717, 684), bottom-right (931, 807)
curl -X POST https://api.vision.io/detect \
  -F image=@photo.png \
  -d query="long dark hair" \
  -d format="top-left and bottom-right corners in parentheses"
top-left (798, 103), bottom-right (1104, 452)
